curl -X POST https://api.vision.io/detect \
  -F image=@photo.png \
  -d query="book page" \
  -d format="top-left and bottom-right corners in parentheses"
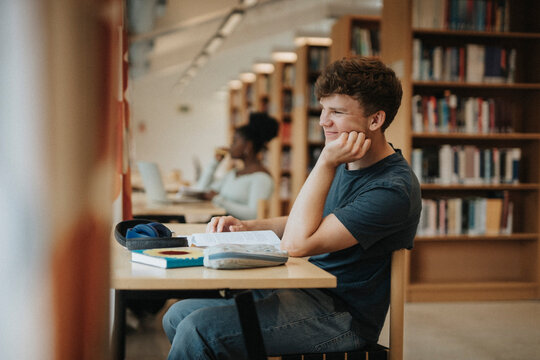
top-left (188, 230), bottom-right (281, 248)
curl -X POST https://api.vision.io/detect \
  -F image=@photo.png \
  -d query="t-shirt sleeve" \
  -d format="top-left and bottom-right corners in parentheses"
top-left (332, 183), bottom-right (412, 250)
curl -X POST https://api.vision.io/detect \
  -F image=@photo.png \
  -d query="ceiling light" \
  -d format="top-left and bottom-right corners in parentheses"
top-left (194, 53), bottom-right (209, 67)
top-left (239, 72), bottom-right (256, 82)
top-left (253, 63), bottom-right (274, 74)
top-left (294, 37), bottom-right (333, 47)
top-left (272, 51), bottom-right (297, 62)
top-left (228, 80), bottom-right (242, 90)
top-left (220, 11), bottom-right (243, 36)
top-left (205, 36), bottom-right (224, 55)
top-left (242, 0), bottom-right (259, 7)
top-left (185, 67), bottom-right (197, 78)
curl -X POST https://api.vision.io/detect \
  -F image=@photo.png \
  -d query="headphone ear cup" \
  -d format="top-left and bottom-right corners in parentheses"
top-left (148, 222), bottom-right (172, 238)
top-left (126, 224), bottom-right (159, 239)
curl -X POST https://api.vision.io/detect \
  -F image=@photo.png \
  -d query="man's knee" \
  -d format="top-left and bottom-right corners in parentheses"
top-left (162, 300), bottom-right (195, 342)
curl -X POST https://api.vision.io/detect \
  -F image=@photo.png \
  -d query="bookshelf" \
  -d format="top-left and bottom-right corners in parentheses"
top-left (253, 70), bottom-right (272, 113)
top-left (330, 15), bottom-right (381, 63)
top-left (228, 83), bottom-right (243, 143)
top-left (381, 0), bottom-right (540, 301)
top-left (268, 57), bottom-right (295, 217)
top-left (290, 41), bottom-right (330, 201)
top-left (240, 75), bottom-right (255, 126)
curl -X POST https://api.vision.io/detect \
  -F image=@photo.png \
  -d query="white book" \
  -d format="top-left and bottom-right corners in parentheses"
top-left (438, 145), bottom-right (453, 185)
top-left (432, 46), bottom-right (443, 81)
top-left (466, 44), bottom-right (485, 83)
top-left (412, 39), bottom-right (421, 80)
top-left (188, 230), bottom-right (281, 249)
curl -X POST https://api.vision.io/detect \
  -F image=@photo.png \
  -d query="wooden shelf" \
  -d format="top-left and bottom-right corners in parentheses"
top-left (413, 29), bottom-right (540, 39)
top-left (382, 0), bottom-right (540, 302)
top-left (413, 81), bottom-right (540, 90)
top-left (421, 183), bottom-right (539, 191)
top-left (413, 132), bottom-right (540, 140)
top-left (290, 43), bottom-right (330, 201)
top-left (268, 60), bottom-right (295, 217)
top-left (415, 233), bottom-right (538, 242)
top-left (408, 281), bottom-right (537, 302)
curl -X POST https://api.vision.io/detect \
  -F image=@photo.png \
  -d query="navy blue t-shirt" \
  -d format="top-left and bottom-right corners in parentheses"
top-left (309, 149), bottom-right (421, 343)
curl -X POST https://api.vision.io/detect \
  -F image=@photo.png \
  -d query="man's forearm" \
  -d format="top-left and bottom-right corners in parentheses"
top-left (244, 216), bottom-right (289, 238)
top-left (281, 160), bottom-right (336, 254)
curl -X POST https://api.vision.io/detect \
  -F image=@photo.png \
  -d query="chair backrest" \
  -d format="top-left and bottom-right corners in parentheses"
top-left (137, 161), bottom-right (168, 202)
top-left (389, 248), bottom-right (407, 360)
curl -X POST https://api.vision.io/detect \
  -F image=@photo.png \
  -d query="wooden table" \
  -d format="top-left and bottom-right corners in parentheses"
top-left (131, 192), bottom-right (226, 223)
top-left (111, 223), bottom-right (336, 359)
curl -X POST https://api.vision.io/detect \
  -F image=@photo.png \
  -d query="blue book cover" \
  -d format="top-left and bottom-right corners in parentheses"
top-left (131, 247), bottom-right (204, 268)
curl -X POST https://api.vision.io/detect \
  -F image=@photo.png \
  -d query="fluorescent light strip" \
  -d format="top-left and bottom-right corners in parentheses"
top-left (220, 11), bottom-right (243, 36)
top-left (194, 53), bottom-right (209, 67)
top-left (242, 0), bottom-right (258, 7)
top-left (205, 36), bottom-right (224, 54)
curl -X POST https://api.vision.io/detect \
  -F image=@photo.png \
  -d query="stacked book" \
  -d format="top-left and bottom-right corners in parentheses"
top-left (412, 145), bottom-right (521, 184)
top-left (413, 40), bottom-right (516, 83)
top-left (417, 193), bottom-right (513, 236)
top-left (413, 0), bottom-right (510, 32)
top-left (412, 92), bottom-right (513, 133)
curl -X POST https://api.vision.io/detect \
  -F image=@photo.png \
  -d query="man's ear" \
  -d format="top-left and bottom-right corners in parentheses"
top-left (369, 111), bottom-right (386, 131)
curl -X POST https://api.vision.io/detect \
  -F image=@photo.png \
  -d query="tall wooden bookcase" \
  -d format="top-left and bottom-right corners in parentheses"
top-left (254, 71), bottom-right (272, 113)
top-left (330, 15), bottom-right (381, 62)
top-left (381, 0), bottom-right (540, 301)
top-left (228, 84), bottom-right (243, 144)
top-left (268, 59), bottom-right (295, 217)
top-left (290, 42), bottom-right (330, 201)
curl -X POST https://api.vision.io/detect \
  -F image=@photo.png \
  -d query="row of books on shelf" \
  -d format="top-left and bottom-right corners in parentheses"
top-left (412, 92), bottom-right (513, 133)
top-left (413, 0), bottom-right (510, 32)
top-left (411, 145), bottom-right (521, 185)
top-left (308, 83), bottom-right (321, 109)
top-left (308, 47), bottom-right (329, 72)
top-left (308, 116), bottom-right (324, 142)
top-left (282, 91), bottom-right (293, 114)
top-left (279, 176), bottom-right (291, 200)
top-left (257, 74), bottom-right (272, 95)
top-left (417, 193), bottom-right (513, 236)
top-left (351, 26), bottom-right (380, 57)
top-left (279, 122), bottom-right (291, 145)
top-left (413, 40), bottom-right (516, 83)
top-left (308, 146), bottom-right (323, 171)
top-left (281, 149), bottom-right (291, 171)
top-left (282, 64), bottom-right (295, 87)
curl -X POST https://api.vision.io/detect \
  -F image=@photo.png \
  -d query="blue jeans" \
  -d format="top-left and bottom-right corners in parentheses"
top-left (162, 288), bottom-right (367, 360)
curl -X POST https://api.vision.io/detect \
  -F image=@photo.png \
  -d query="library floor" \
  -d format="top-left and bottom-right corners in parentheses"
top-left (125, 299), bottom-right (540, 360)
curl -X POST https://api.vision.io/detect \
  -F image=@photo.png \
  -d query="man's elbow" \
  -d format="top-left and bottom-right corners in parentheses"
top-left (281, 238), bottom-right (314, 257)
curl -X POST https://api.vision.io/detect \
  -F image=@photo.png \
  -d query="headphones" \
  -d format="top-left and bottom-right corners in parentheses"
top-left (114, 219), bottom-right (188, 250)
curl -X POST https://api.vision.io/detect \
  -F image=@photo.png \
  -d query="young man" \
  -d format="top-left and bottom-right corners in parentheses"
top-left (162, 56), bottom-right (422, 359)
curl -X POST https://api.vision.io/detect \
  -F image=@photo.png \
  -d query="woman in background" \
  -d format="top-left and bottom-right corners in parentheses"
top-left (195, 112), bottom-right (279, 220)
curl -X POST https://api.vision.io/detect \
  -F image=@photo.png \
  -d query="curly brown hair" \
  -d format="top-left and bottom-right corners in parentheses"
top-left (315, 56), bottom-right (402, 131)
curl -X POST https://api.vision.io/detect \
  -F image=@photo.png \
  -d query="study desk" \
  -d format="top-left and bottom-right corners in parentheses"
top-left (131, 192), bottom-right (226, 223)
top-left (111, 223), bottom-right (336, 359)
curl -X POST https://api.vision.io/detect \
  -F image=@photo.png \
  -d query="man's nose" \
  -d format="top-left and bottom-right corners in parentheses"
top-left (319, 111), bottom-right (331, 126)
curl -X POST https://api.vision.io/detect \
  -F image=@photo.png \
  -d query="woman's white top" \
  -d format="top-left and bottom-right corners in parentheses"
top-left (195, 159), bottom-right (274, 220)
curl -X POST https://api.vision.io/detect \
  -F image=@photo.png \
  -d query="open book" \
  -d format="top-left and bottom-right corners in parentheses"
top-left (188, 230), bottom-right (281, 249)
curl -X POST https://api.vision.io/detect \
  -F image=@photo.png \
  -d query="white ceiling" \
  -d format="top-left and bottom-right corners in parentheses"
top-left (128, 0), bottom-right (382, 96)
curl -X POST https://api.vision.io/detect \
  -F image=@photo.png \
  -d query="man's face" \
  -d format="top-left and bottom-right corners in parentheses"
top-left (319, 94), bottom-right (370, 144)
